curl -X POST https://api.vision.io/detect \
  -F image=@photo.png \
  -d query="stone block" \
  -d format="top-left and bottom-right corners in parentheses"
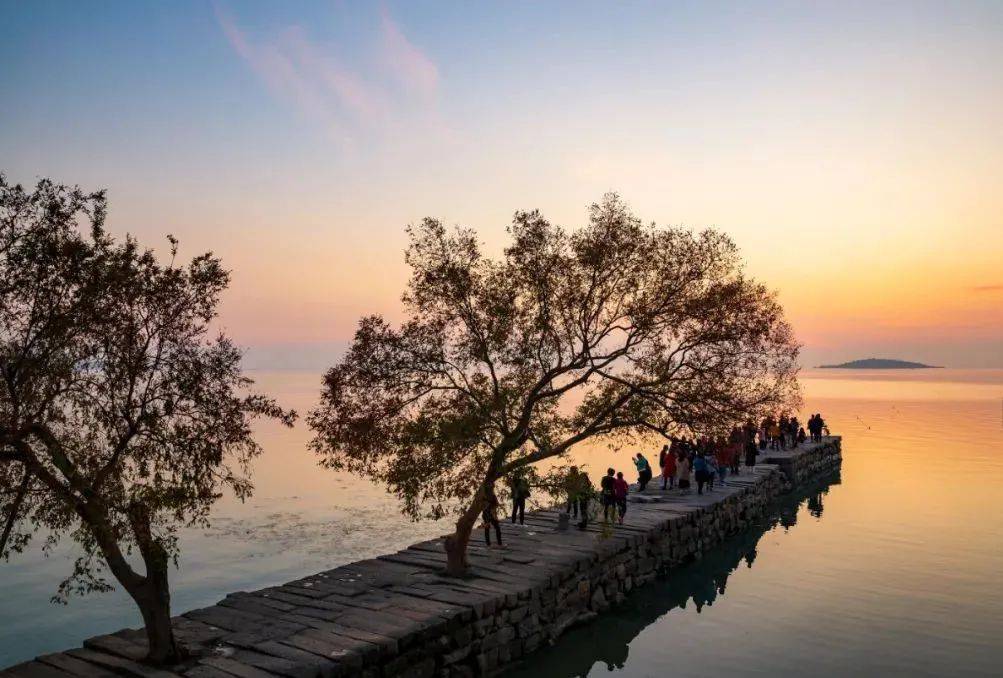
top-left (508, 606), bottom-right (528, 624)
top-left (475, 649), bottom-right (498, 673)
top-left (452, 625), bottom-right (473, 647)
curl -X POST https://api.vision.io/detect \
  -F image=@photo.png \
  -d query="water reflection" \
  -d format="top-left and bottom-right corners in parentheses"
top-left (509, 472), bottom-right (841, 677)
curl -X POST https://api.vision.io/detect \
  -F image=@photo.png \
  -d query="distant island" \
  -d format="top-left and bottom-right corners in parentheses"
top-left (818, 358), bottom-right (941, 369)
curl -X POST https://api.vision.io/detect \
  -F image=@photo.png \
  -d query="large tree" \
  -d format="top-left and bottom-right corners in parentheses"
top-left (0, 176), bottom-right (295, 664)
top-left (309, 194), bottom-right (799, 575)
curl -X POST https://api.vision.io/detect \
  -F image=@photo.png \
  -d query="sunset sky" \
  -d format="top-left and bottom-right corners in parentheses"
top-left (2, 1), bottom-right (1001, 368)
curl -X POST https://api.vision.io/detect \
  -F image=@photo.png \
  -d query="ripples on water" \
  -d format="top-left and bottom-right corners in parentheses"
top-left (2, 369), bottom-right (1002, 675)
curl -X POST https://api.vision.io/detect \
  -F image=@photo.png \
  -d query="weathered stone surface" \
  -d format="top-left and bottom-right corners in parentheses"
top-left (5, 442), bottom-right (841, 678)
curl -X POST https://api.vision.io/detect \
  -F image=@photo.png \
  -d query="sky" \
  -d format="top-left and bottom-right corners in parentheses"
top-left (2, 0), bottom-right (1001, 368)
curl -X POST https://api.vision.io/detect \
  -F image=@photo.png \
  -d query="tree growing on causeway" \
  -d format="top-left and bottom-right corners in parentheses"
top-left (308, 194), bottom-right (800, 575)
top-left (0, 176), bottom-right (295, 664)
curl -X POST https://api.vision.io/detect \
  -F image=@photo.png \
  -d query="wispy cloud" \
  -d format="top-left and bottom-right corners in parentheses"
top-left (212, 2), bottom-right (440, 145)
top-left (378, 5), bottom-right (440, 99)
top-left (972, 284), bottom-right (1003, 292)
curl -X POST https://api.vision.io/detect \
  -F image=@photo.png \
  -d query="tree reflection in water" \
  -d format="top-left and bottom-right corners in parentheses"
top-left (507, 472), bottom-right (841, 677)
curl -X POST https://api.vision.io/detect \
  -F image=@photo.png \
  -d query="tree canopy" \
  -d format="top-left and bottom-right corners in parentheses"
top-left (0, 176), bottom-right (295, 663)
top-left (309, 194), bottom-right (800, 574)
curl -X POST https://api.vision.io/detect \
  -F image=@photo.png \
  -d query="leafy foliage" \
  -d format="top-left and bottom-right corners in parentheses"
top-left (0, 175), bottom-right (294, 661)
top-left (309, 194), bottom-right (800, 571)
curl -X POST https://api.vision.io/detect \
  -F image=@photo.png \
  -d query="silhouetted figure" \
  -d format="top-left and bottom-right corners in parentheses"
top-left (614, 471), bottom-right (629, 524)
top-left (808, 413), bottom-right (826, 442)
top-left (745, 438), bottom-right (758, 467)
top-left (565, 466), bottom-right (583, 518)
top-left (768, 416), bottom-right (781, 450)
top-left (729, 426), bottom-right (745, 475)
top-left (577, 472), bottom-right (594, 530)
top-left (509, 472), bottom-right (530, 525)
top-left (694, 451), bottom-right (711, 495)
top-left (601, 468), bottom-right (617, 522)
top-left (677, 451), bottom-right (692, 494)
top-left (714, 438), bottom-right (730, 483)
top-left (482, 485), bottom-right (502, 546)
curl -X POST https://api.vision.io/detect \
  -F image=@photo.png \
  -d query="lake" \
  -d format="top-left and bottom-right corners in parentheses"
top-left (2, 369), bottom-right (1002, 675)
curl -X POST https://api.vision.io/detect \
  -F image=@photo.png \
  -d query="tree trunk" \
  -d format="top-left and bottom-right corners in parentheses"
top-left (444, 496), bottom-right (484, 577)
top-left (131, 562), bottom-right (183, 665)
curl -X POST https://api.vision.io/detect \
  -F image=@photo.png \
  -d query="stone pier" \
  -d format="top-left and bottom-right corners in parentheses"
top-left (2, 438), bottom-right (842, 678)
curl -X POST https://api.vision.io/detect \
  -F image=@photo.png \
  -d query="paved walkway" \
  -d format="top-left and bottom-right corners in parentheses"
top-left (2, 440), bottom-right (840, 678)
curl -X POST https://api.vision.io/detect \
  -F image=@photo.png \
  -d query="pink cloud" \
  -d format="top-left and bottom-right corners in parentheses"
top-left (212, 2), bottom-right (440, 143)
top-left (282, 26), bottom-right (387, 124)
top-left (378, 6), bottom-right (440, 99)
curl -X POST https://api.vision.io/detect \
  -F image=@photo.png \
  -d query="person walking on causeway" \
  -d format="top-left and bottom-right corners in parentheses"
top-left (614, 471), bottom-right (629, 524)
top-left (600, 468), bottom-right (617, 523)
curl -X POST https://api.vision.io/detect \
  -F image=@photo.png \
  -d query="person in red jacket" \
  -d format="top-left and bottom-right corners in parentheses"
top-left (614, 471), bottom-right (630, 524)
top-left (716, 437), bottom-right (733, 482)
top-left (661, 443), bottom-right (677, 490)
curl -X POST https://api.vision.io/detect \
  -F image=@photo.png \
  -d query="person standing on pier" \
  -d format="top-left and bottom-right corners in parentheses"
top-left (788, 416), bottom-right (800, 447)
top-left (601, 468), bottom-right (617, 522)
top-left (576, 471), bottom-right (594, 530)
top-left (808, 414), bottom-right (823, 442)
top-left (713, 439), bottom-right (728, 483)
top-left (614, 471), bottom-right (629, 524)
top-left (482, 485), bottom-right (503, 547)
top-left (729, 426), bottom-right (744, 475)
top-left (745, 435), bottom-right (759, 467)
top-left (634, 452), bottom-right (653, 491)
top-left (509, 472), bottom-right (531, 525)
top-left (768, 418), bottom-right (782, 450)
top-left (661, 443), bottom-right (677, 489)
top-left (565, 466), bottom-right (582, 518)
top-left (694, 451), bottom-right (711, 495)
top-left (677, 450), bottom-right (692, 494)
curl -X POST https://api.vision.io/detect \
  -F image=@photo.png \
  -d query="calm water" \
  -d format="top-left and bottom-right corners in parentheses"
top-left (511, 369), bottom-right (1003, 677)
top-left (2, 369), bottom-right (1002, 675)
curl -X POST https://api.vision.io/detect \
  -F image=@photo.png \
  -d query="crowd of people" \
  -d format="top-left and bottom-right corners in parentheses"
top-left (478, 413), bottom-right (828, 543)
